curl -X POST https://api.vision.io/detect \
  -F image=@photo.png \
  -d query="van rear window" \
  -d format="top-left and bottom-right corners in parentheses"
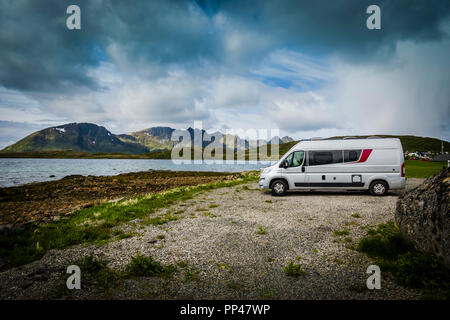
top-left (308, 150), bottom-right (342, 165)
top-left (344, 150), bottom-right (362, 162)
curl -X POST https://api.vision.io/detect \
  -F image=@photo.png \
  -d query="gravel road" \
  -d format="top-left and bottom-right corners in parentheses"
top-left (0, 178), bottom-right (425, 300)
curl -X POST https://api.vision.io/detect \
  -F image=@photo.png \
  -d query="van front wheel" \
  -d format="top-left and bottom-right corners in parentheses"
top-left (369, 181), bottom-right (388, 196)
top-left (271, 180), bottom-right (288, 196)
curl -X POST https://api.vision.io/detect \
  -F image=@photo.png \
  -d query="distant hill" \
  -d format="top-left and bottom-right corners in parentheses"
top-left (0, 123), bottom-right (149, 154)
top-left (281, 136), bottom-right (294, 143)
top-left (118, 126), bottom-right (175, 151)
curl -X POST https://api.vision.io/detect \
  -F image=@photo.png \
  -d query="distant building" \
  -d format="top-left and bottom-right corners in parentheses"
top-left (407, 152), bottom-right (430, 159)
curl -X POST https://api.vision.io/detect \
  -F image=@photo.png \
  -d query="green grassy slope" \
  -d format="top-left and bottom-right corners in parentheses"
top-left (405, 160), bottom-right (447, 178)
top-left (328, 135), bottom-right (448, 154)
top-left (1, 123), bottom-right (149, 154)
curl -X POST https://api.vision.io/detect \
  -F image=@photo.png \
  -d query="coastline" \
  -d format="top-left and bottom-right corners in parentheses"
top-left (0, 150), bottom-right (172, 159)
top-left (0, 170), bottom-right (247, 225)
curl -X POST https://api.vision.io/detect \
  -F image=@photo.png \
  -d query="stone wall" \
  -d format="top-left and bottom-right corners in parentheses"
top-left (395, 168), bottom-right (449, 266)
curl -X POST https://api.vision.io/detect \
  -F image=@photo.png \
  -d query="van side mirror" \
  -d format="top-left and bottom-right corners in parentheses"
top-left (279, 160), bottom-right (288, 168)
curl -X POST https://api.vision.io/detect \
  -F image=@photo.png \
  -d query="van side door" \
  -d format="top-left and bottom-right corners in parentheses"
top-left (306, 150), bottom-right (346, 188)
top-left (281, 151), bottom-right (307, 189)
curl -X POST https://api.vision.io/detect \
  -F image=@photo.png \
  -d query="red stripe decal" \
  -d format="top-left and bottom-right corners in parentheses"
top-left (357, 149), bottom-right (373, 163)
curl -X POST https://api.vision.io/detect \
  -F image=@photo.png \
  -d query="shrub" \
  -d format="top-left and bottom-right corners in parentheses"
top-left (127, 253), bottom-right (177, 277)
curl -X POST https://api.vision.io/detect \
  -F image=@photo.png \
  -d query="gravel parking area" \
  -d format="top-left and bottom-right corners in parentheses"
top-left (0, 178), bottom-right (425, 300)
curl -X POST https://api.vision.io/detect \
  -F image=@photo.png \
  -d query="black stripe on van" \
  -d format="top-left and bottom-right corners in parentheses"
top-left (294, 182), bottom-right (365, 188)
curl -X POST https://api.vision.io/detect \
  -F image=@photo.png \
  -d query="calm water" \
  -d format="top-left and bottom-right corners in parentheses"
top-left (0, 158), bottom-right (272, 187)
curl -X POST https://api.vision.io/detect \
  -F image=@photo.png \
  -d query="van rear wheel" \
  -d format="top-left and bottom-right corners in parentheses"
top-left (369, 181), bottom-right (388, 196)
top-left (271, 180), bottom-right (287, 196)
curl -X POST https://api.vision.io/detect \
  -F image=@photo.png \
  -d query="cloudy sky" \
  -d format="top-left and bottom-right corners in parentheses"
top-left (0, 0), bottom-right (449, 148)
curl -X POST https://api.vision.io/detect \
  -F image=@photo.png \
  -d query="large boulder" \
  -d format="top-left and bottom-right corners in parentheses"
top-left (395, 168), bottom-right (449, 266)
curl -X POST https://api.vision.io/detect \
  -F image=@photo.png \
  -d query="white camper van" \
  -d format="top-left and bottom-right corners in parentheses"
top-left (259, 138), bottom-right (406, 196)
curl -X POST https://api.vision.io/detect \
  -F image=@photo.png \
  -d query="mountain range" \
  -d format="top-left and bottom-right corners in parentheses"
top-left (1, 122), bottom-right (448, 156)
top-left (0, 122), bottom-right (294, 154)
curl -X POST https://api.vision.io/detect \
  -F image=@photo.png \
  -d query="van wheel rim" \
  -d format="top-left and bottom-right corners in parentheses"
top-left (373, 183), bottom-right (385, 194)
top-left (274, 183), bottom-right (284, 193)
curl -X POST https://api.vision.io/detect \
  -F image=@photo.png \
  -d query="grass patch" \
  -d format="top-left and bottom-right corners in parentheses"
top-left (113, 229), bottom-right (134, 240)
top-left (60, 253), bottom-right (178, 296)
top-left (127, 253), bottom-right (177, 278)
top-left (208, 204), bottom-right (219, 208)
top-left (284, 261), bottom-right (307, 277)
top-left (0, 174), bottom-right (256, 269)
top-left (351, 212), bottom-right (361, 218)
top-left (357, 221), bottom-right (450, 299)
top-left (76, 255), bottom-right (122, 289)
top-left (226, 281), bottom-right (244, 291)
top-left (56, 254), bottom-right (122, 298)
top-left (405, 160), bottom-right (447, 179)
top-left (217, 263), bottom-right (231, 270)
top-left (202, 211), bottom-right (217, 218)
top-left (256, 226), bottom-right (267, 235)
top-left (333, 229), bottom-right (350, 236)
top-left (264, 200), bottom-right (272, 203)
top-left (259, 288), bottom-right (276, 299)
top-left (184, 268), bottom-right (201, 282)
top-left (142, 213), bottom-right (181, 226)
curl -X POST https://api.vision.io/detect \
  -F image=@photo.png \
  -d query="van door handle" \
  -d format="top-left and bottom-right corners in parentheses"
top-left (302, 167), bottom-right (305, 172)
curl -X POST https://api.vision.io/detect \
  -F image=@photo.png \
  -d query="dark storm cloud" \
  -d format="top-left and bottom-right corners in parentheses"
top-left (0, 0), bottom-right (218, 92)
top-left (0, 0), bottom-right (103, 91)
top-left (0, 0), bottom-right (449, 92)
top-left (213, 0), bottom-right (450, 60)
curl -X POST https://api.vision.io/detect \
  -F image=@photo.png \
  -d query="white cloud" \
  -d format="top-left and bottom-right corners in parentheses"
top-left (329, 37), bottom-right (450, 139)
top-left (264, 89), bottom-right (337, 131)
top-left (251, 49), bottom-right (332, 89)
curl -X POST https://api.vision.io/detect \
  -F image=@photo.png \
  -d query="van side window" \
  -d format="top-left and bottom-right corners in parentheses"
top-left (344, 150), bottom-right (362, 162)
top-left (309, 150), bottom-right (342, 165)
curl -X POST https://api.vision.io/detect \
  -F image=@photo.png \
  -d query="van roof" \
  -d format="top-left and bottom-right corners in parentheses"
top-left (290, 138), bottom-right (402, 151)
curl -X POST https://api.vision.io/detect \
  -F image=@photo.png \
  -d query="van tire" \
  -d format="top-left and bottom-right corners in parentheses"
top-left (271, 179), bottom-right (288, 196)
top-left (369, 180), bottom-right (389, 196)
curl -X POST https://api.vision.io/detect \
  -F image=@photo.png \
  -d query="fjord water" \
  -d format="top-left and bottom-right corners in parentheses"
top-left (0, 158), bottom-right (271, 187)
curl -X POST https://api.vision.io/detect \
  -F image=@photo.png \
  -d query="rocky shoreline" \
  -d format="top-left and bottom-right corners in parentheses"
top-left (0, 170), bottom-right (242, 226)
